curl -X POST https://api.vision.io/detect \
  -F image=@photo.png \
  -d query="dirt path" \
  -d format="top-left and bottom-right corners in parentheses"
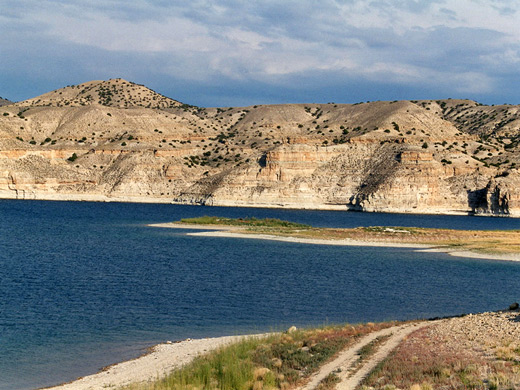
top-left (299, 322), bottom-right (434, 390)
top-left (45, 322), bottom-right (434, 390)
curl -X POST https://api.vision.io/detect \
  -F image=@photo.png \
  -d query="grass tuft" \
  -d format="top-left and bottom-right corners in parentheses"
top-left (316, 372), bottom-right (341, 390)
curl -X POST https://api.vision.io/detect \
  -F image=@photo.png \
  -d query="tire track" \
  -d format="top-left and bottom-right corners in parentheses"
top-left (299, 322), bottom-right (434, 390)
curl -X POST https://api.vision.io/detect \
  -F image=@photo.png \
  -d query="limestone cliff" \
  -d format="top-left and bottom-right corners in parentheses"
top-left (1, 80), bottom-right (519, 216)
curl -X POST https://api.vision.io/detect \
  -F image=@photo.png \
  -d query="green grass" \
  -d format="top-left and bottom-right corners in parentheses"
top-left (179, 216), bottom-right (311, 229)
top-left (122, 322), bottom-right (399, 390)
top-left (124, 336), bottom-right (265, 390)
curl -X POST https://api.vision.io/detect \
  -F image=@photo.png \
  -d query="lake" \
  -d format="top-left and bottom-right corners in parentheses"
top-left (0, 200), bottom-right (519, 390)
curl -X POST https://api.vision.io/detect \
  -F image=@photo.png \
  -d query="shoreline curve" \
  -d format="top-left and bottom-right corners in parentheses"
top-left (43, 334), bottom-right (264, 390)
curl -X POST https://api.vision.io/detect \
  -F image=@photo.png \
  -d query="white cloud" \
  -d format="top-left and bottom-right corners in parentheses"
top-left (2, 0), bottom-right (520, 104)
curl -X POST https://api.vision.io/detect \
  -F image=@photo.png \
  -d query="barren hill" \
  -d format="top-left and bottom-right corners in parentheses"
top-left (0, 80), bottom-right (518, 216)
top-left (18, 79), bottom-right (182, 109)
top-left (0, 97), bottom-right (12, 107)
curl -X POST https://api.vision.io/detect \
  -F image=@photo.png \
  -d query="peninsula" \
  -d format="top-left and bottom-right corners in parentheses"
top-left (152, 216), bottom-right (520, 261)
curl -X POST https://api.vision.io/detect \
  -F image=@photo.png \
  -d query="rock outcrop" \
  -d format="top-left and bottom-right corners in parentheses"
top-left (1, 80), bottom-right (519, 216)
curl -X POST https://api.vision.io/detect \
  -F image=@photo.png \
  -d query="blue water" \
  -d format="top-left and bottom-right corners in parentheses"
top-left (0, 200), bottom-right (519, 390)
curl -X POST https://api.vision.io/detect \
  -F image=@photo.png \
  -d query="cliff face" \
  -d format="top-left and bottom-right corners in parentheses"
top-left (1, 80), bottom-right (519, 216)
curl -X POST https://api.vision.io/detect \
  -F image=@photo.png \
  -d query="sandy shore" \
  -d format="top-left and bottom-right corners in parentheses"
top-left (44, 334), bottom-right (264, 390)
top-left (43, 309), bottom-right (520, 390)
top-left (150, 223), bottom-right (520, 262)
top-left (415, 247), bottom-right (520, 262)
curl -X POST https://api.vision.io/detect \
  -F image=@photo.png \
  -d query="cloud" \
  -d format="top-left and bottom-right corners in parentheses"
top-left (1, 0), bottom-right (520, 105)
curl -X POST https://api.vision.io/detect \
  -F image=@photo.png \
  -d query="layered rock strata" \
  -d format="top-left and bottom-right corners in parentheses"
top-left (1, 80), bottom-right (519, 216)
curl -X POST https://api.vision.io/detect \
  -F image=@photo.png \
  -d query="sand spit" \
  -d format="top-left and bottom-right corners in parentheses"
top-left (44, 334), bottom-right (263, 390)
top-left (150, 223), bottom-right (520, 262)
top-left (187, 230), bottom-right (430, 248)
top-left (415, 248), bottom-right (520, 262)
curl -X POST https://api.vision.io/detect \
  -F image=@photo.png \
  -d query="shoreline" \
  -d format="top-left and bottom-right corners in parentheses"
top-left (42, 308), bottom-right (520, 390)
top-left (1, 192), bottom-right (518, 218)
top-left (43, 334), bottom-right (265, 390)
top-left (150, 223), bottom-right (520, 262)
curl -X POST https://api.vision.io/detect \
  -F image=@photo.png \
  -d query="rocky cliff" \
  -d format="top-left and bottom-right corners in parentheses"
top-left (1, 79), bottom-right (519, 216)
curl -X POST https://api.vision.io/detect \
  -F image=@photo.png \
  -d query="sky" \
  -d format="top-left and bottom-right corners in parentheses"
top-left (1, 0), bottom-right (520, 107)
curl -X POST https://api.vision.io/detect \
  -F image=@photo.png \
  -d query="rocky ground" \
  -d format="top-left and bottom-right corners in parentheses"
top-left (360, 308), bottom-right (520, 390)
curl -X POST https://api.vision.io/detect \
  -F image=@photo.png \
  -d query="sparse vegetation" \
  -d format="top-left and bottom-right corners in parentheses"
top-left (3, 85), bottom-right (520, 219)
top-left (176, 218), bottom-right (520, 255)
top-left (123, 322), bottom-right (398, 390)
top-left (179, 216), bottom-right (311, 229)
top-left (360, 314), bottom-right (520, 390)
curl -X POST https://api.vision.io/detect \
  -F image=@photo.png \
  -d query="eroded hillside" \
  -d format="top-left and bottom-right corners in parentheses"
top-left (0, 79), bottom-right (518, 216)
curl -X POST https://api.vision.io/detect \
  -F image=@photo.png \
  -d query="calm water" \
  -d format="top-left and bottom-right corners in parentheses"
top-left (0, 200), bottom-right (519, 390)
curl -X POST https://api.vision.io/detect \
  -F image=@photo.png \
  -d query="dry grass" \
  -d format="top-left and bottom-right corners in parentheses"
top-left (292, 226), bottom-right (520, 255)
top-left (316, 372), bottom-right (341, 390)
top-left (359, 317), bottom-right (520, 390)
top-left (349, 335), bottom-right (392, 376)
top-left (178, 217), bottom-right (520, 255)
top-left (122, 322), bottom-right (401, 390)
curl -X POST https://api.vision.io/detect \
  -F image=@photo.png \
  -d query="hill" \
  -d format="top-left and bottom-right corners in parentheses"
top-left (17, 78), bottom-right (182, 109)
top-left (0, 80), bottom-right (518, 216)
top-left (0, 97), bottom-right (12, 106)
